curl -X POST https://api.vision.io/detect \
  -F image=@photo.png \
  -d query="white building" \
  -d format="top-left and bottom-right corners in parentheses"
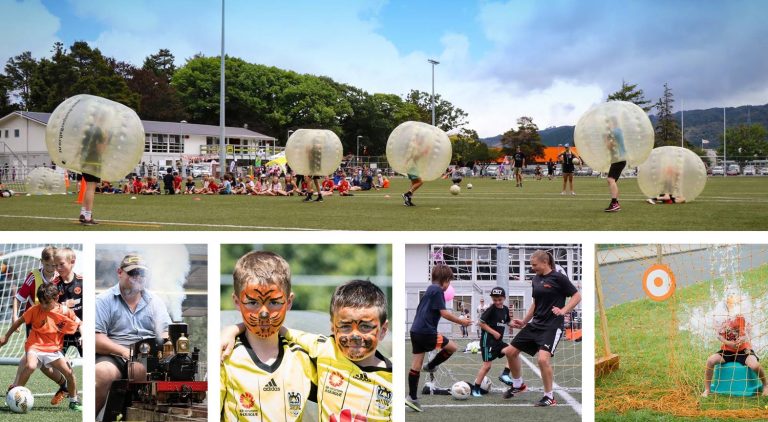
top-left (0, 111), bottom-right (277, 176)
top-left (405, 244), bottom-right (582, 337)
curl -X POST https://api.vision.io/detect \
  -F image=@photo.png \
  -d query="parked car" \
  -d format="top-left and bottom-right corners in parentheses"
top-left (458, 167), bottom-right (474, 177)
top-left (743, 165), bottom-right (756, 176)
top-left (575, 167), bottom-right (593, 176)
top-left (759, 167), bottom-right (768, 176)
top-left (711, 166), bottom-right (724, 176)
top-left (726, 164), bottom-right (741, 176)
top-left (485, 164), bottom-right (499, 177)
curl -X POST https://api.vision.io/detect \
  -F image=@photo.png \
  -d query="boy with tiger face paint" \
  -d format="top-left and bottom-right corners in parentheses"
top-left (221, 251), bottom-right (317, 422)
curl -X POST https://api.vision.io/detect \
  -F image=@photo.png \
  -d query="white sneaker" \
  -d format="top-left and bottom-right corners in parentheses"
top-left (571, 191), bottom-right (576, 196)
top-left (560, 191), bottom-right (565, 195)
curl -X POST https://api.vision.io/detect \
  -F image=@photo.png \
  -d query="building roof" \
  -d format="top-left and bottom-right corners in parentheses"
top-left (3, 111), bottom-right (276, 141)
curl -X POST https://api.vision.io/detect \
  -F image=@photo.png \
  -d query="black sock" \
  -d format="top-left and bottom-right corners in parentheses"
top-left (427, 349), bottom-right (453, 370)
top-left (502, 368), bottom-right (510, 376)
top-left (408, 369), bottom-right (420, 400)
top-left (473, 383), bottom-right (480, 391)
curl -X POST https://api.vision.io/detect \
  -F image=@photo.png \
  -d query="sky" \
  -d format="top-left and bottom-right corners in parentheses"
top-left (2, 0), bottom-right (767, 137)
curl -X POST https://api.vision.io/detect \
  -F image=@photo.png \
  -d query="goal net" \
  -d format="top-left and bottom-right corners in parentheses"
top-left (596, 244), bottom-right (768, 419)
top-left (0, 243), bottom-right (83, 364)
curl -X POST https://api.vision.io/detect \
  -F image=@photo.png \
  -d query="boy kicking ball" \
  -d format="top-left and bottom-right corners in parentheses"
top-left (0, 283), bottom-right (82, 411)
top-left (406, 264), bottom-right (472, 411)
top-left (471, 287), bottom-right (515, 397)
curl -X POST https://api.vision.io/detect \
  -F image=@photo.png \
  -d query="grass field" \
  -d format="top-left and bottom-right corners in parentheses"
top-left (1, 176), bottom-right (767, 230)
top-left (595, 264), bottom-right (768, 421)
top-left (405, 337), bottom-right (582, 421)
top-left (0, 364), bottom-right (82, 420)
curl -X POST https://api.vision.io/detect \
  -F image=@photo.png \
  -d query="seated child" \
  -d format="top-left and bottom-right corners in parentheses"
top-left (184, 176), bottom-right (196, 194)
top-left (220, 251), bottom-right (317, 421)
top-left (0, 283), bottom-right (82, 411)
top-left (223, 280), bottom-right (393, 421)
top-left (702, 314), bottom-right (767, 397)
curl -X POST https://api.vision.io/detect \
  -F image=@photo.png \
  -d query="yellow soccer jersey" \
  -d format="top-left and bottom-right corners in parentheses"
top-left (221, 334), bottom-right (317, 421)
top-left (285, 329), bottom-right (393, 422)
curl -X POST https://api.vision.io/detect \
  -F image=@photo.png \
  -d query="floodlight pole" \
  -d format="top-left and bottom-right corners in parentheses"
top-left (723, 108), bottom-right (726, 177)
top-left (428, 59), bottom-right (440, 127)
top-left (219, 0), bottom-right (226, 178)
top-left (356, 135), bottom-right (363, 166)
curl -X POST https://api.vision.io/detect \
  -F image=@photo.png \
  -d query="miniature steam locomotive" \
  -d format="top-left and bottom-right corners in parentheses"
top-left (102, 322), bottom-right (207, 421)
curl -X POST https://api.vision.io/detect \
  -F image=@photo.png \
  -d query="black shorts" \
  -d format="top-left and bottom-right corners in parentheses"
top-left (81, 173), bottom-right (101, 183)
top-left (562, 165), bottom-right (574, 174)
top-left (96, 354), bottom-right (128, 378)
top-left (716, 349), bottom-right (759, 366)
top-left (481, 340), bottom-right (509, 362)
top-left (511, 324), bottom-right (564, 357)
top-left (607, 161), bottom-right (626, 180)
top-left (411, 332), bottom-right (449, 354)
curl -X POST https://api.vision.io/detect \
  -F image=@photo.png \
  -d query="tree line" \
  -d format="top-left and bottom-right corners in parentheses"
top-left (0, 41), bottom-right (472, 159)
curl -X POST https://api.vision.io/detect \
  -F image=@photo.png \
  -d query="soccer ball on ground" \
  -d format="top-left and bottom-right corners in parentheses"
top-left (449, 185), bottom-right (460, 195)
top-left (450, 381), bottom-right (471, 400)
top-left (6, 386), bottom-right (34, 413)
top-left (466, 183), bottom-right (473, 189)
top-left (480, 376), bottom-right (492, 392)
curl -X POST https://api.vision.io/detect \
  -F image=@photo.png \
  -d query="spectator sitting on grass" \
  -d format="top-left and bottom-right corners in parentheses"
top-left (321, 175), bottom-right (335, 196)
top-left (173, 172), bottom-right (182, 194)
top-left (184, 176), bottom-right (196, 194)
top-left (270, 175), bottom-right (288, 196)
top-left (283, 174), bottom-right (298, 196)
top-left (219, 174), bottom-right (233, 195)
top-left (338, 175), bottom-right (353, 196)
top-left (244, 175), bottom-right (257, 195)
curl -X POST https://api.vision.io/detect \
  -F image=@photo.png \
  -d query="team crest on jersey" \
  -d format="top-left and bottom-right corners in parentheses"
top-left (375, 385), bottom-right (392, 410)
top-left (352, 372), bottom-right (372, 383)
top-left (74, 286), bottom-right (81, 295)
top-left (287, 392), bottom-right (302, 417)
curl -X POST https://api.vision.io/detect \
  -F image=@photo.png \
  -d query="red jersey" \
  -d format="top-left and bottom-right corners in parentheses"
top-left (208, 181), bottom-right (219, 191)
top-left (173, 176), bottom-right (182, 190)
top-left (322, 179), bottom-right (334, 191)
top-left (16, 268), bottom-right (58, 313)
top-left (720, 316), bottom-right (750, 352)
top-left (132, 179), bottom-right (144, 194)
top-left (338, 179), bottom-right (350, 194)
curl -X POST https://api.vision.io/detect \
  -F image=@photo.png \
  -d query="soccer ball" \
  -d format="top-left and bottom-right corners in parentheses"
top-left (6, 386), bottom-right (34, 413)
top-left (480, 376), bottom-right (492, 392)
top-left (450, 381), bottom-right (471, 400)
top-left (449, 185), bottom-right (460, 195)
top-left (466, 183), bottom-right (473, 189)
top-left (573, 157), bottom-right (581, 166)
top-left (470, 344), bottom-right (479, 354)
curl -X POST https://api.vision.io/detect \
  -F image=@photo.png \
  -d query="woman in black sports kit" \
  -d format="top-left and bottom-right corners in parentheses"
top-left (501, 250), bottom-right (582, 407)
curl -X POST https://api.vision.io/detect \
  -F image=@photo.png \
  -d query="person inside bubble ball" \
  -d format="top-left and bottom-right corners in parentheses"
top-left (603, 116), bottom-right (627, 213)
top-left (401, 131), bottom-right (435, 207)
top-left (645, 164), bottom-right (686, 204)
top-left (77, 108), bottom-right (113, 226)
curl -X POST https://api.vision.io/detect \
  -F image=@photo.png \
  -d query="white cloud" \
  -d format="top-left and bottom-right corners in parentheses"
top-left (0, 0), bottom-right (61, 67)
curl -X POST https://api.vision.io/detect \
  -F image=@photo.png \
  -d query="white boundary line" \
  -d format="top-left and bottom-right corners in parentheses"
top-left (520, 354), bottom-right (583, 416)
top-left (422, 403), bottom-right (540, 408)
top-left (0, 214), bottom-right (322, 231)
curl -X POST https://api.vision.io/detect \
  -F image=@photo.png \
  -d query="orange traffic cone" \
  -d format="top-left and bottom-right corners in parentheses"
top-left (77, 178), bottom-right (86, 204)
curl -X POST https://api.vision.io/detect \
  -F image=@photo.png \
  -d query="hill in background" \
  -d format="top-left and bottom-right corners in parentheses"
top-left (480, 103), bottom-right (768, 149)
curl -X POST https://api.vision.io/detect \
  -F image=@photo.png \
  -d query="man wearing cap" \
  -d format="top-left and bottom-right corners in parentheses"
top-left (558, 144), bottom-right (582, 195)
top-left (94, 254), bottom-right (171, 418)
top-left (471, 287), bottom-right (515, 397)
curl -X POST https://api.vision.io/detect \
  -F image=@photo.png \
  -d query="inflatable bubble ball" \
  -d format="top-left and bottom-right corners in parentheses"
top-left (386, 121), bottom-right (451, 181)
top-left (637, 146), bottom-right (707, 201)
top-left (285, 129), bottom-right (343, 177)
top-left (25, 167), bottom-right (67, 195)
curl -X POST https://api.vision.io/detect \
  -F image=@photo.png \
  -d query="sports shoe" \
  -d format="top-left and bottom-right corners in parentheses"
top-left (303, 192), bottom-right (313, 202)
top-left (535, 395), bottom-right (557, 407)
top-left (560, 191), bottom-right (565, 195)
top-left (421, 362), bottom-right (435, 373)
top-left (646, 198), bottom-right (656, 205)
top-left (314, 194), bottom-right (323, 202)
top-left (81, 218), bottom-right (99, 226)
top-left (51, 383), bottom-right (68, 405)
top-left (570, 191), bottom-right (576, 195)
top-left (69, 400), bottom-right (83, 411)
top-left (405, 396), bottom-right (422, 412)
top-left (498, 373), bottom-right (514, 386)
top-left (471, 387), bottom-right (482, 398)
top-left (604, 202), bottom-right (621, 212)
top-left (78, 214), bottom-right (86, 223)
top-left (402, 192), bottom-right (414, 206)
top-left (502, 383), bottom-right (527, 398)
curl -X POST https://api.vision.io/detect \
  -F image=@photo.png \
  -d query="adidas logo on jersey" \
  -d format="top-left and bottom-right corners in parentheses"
top-left (263, 378), bottom-right (280, 392)
top-left (352, 373), bottom-right (372, 383)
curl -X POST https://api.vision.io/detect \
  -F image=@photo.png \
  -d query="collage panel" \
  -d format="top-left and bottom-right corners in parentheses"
top-left (595, 244), bottom-right (768, 421)
top-left (219, 244), bottom-right (393, 421)
top-left (0, 244), bottom-right (83, 418)
top-left (94, 244), bottom-right (208, 422)
top-left (404, 243), bottom-right (583, 420)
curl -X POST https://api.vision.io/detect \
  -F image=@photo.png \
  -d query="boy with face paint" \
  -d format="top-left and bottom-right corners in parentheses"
top-left (220, 251), bottom-right (317, 421)
top-left (222, 279), bottom-right (393, 422)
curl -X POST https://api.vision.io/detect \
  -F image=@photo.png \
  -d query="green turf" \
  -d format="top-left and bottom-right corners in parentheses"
top-left (595, 264), bottom-right (768, 420)
top-left (405, 337), bottom-right (581, 421)
top-left (1, 176), bottom-right (767, 230)
top-left (0, 364), bottom-right (82, 420)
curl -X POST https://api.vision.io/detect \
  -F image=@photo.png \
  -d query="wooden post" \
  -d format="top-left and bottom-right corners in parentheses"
top-left (595, 249), bottom-right (620, 377)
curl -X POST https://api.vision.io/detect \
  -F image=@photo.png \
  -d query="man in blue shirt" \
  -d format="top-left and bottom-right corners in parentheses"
top-left (94, 254), bottom-right (171, 418)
